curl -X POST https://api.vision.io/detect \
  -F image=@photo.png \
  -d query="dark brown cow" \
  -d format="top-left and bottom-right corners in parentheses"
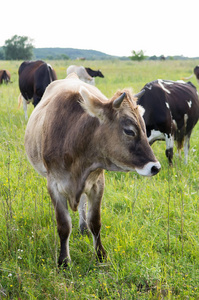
top-left (25, 73), bottom-right (161, 268)
top-left (18, 60), bottom-right (57, 119)
top-left (182, 65), bottom-right (199, 83)
top-left (0, 70), bottom-right (11, 84)
top-left (194, 66), bottom-right (199, 83)
top-left (137, 79), bottom-right (199, 164)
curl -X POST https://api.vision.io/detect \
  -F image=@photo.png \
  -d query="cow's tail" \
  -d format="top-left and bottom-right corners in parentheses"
top-left (181, 74), bottom-right (194, 81)
top-left (47, 64), bottom-right (56, 83)
top-left (17, 93), bottom-right (23, 109)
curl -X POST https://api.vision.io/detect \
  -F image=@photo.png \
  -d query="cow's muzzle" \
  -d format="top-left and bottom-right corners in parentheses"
top-left (135, 161), bottom-right (161, 177)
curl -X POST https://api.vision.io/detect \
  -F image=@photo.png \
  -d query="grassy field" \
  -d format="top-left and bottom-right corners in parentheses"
top-left (0, 59), bottom-right (199, 299)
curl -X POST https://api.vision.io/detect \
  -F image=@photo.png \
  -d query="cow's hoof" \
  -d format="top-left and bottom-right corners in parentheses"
top-left (96, 247), bottom-right (107, 263)
top-left (58, 257), bottom-right (70, 270)
top-left (79, 224), bottom-right (90, 236)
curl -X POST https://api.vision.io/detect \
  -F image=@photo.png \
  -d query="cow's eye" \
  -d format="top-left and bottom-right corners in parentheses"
top-left (124, 128), bottom-right (136, 136)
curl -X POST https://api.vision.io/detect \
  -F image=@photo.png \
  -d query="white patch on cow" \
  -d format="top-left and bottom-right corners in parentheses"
top-left (187, 100), bottom-right (192, 108)
top-left (135, 161), bottom-right (161, 177)
top-left (175, 80), bottom-right (186, 84)
top-left (184, 114), bottom-right (188, 128)
top-left (146, 84), bottom-right (153, 90)
top-left (173, 119), bottom-right (177, 128)
top-left (158, 79), bottom-right (171, 94)
top-left (137, 105), bottom-right (145, 117)
top-left (172, 119), bottom-right (177, 132)
top-left (163, 81), bottom-right (174, 86)
top-left (165, 102), bottom-right (170, 109)
top-left (165, 133), bottom-right (174, 150)
top-left (148, 129), bottom-right (165, 144)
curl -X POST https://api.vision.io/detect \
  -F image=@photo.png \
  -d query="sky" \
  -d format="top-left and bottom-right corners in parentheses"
top-left (1, 0), bottom-right (198, 58)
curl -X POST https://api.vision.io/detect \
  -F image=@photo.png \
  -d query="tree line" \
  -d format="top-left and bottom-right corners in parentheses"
top-left (0, 35), bottom-right (198, 61)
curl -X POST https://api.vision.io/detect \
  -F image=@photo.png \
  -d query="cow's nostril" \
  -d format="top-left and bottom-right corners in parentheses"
top-left (151, 165), bottom-right (161, 175)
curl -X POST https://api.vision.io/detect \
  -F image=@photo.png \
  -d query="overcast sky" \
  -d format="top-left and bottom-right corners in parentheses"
top-left (1, 0), bottom-right (198, 57)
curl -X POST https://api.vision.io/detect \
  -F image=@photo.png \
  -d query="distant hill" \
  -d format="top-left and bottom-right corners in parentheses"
top-left (33, 48), bottom-right (125, 60)
top-left (1, 46), bottom-right (198, 61)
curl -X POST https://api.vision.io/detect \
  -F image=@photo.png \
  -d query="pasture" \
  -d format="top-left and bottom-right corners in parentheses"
top-left (0, 59), bottom-right (199, 299)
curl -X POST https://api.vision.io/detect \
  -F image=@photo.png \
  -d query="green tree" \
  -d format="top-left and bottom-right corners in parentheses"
top-left (0, 47), bottom-right (5, 59)
top-left (3, 35), bottom-right (34, 60)
top-left (130, 50), bottom-right (146, 61)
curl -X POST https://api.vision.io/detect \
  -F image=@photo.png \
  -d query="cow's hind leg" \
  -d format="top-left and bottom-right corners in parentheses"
top-left (184, 132), bottom-right (191, 164)
top-left (23, 97), bottom-right (28, 120)
top-left (78, 194), bottom-right (89, 235)
top-left (86, 173), bottom-right (106, 262)
top-left (47, 179), bottom-right (72, 268)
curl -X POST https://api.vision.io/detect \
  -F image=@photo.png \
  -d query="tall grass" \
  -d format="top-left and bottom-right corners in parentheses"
top-left (0, 59), bottom-right (199, 299)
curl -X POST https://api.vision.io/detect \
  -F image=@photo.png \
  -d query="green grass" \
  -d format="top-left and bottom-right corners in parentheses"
top-left (0, 59), bottom-right (199, 299)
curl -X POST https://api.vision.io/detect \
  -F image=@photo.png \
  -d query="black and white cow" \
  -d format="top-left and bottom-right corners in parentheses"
top-left (137, 79), bottom-right (199, 164)
top-left (66, 65), bottom-right (95, 85)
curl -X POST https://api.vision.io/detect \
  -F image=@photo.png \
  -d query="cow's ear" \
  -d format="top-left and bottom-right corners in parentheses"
top-left (79, 86), bottom-right (106, 122)
top-left (137, 105), bottom-right (145, 117)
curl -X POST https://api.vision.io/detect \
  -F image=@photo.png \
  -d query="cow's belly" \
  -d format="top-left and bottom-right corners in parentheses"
top-left (148, 129), bottom-right (165, 144)
top-left (25, 142), bottom-right (47, 177)
top-left (25, 105), bottom-right (47, 177)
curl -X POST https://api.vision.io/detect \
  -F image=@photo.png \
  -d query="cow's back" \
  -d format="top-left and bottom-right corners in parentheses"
top-left (138, 80), bottom-right (199, 130)
top-left (67, 65), bottom-right (94, 84)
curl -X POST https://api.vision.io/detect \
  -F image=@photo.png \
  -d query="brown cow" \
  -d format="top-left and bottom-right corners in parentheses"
top-left (25, 73), bottom-right (161, 268)
top-left (0, 70), bottom-right (11, 84)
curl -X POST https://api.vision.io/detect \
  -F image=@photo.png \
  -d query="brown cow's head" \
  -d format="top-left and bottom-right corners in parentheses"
top-left (80, 87), bottom-right (161, 176)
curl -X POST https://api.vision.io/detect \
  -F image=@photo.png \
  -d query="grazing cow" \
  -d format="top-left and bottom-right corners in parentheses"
top-left (194, 66), bottom-right (199, 83)
top-left (18, 60), bottom-right (57, 119)
top-left (0, 70), bottom-right (11, 84)
top-left (25, 73), bottom-right (161, 268)
top-left (66, 65), bottom-right (95, 85)
top-left (137, 79), bottom-right (199, 164)
top-left (85, 67), bottom-right (104, 78)
top-left (182, 65), bottom-right (199, 84)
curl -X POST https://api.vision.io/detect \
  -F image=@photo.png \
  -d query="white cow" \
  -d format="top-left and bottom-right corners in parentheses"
top-left (66, 65), bottom-right (95, 85)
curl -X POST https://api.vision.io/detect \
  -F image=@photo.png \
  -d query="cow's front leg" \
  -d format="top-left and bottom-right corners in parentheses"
top-left (47, 180), bottom-right (72, 268)
top-left (165, 133), bottom-right (174, 165)
top-left (86, 173), bottom-right (106, 262)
